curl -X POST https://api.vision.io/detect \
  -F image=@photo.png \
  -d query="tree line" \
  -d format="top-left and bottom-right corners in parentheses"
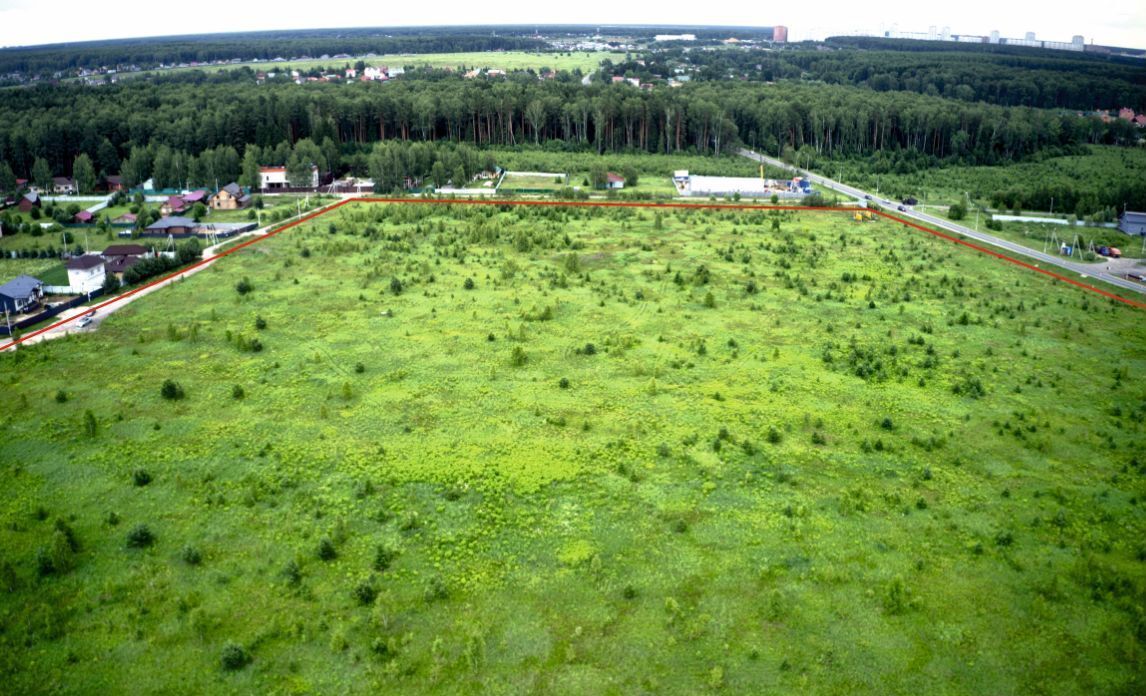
top-left (611, 43), bottom-right (1146, 112)
top-left (0, 71), bottom-right (1139, 203)
top-left (0, 29), bottom-right (548, 77)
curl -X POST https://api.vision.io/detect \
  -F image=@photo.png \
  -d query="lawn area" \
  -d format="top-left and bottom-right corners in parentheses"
top-left (1, 201), bottom-right (1143, 693)
top-left (0, 257), bottom-right (64, 281)
top-left (981, 221), bottom-right (1146, 260)
top-left (203, 195), bottom-right (336, 223)
top-left (499, 173), bottom-right (569, 191)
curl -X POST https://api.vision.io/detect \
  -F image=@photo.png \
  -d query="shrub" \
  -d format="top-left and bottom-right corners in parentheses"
top-left (558, 377), bottom-right (570, 389)
top-left (181, 545), bottom-right (203, 565)
top-left (373, 543), bottom-right (398, 572)
top-left (55, 389), bottom-right (67, 403)
top-left (880, 417), bottom-right (894, 431)
top-left (317, 537), bottom-right (337, 561)
top-left (766, 426), bottom-right (783, 444)
top-left (354, 363), bottom-right (365, 374)
top-left (235, 277), bottom-right (253, 295)
top-left (126, 524), bottom-right (155, 548)
top-left (282, 559), bottom-right (302, 586)
top-left (160, 379), bottom-right (185, 400)
top-left (953, 375), bottom-right (986, 399)
top-left (220, 642), bottom-right (251, 671)
top-left (464, 277), bottom-right (475, 290)
top-left (83, 409), bottom-right (97, 438)
top-left (423, 576), bottom-right (449, 602)
top-left (132, 469), bottom-right (152, 486)
top-left (35, 528), bottom-right (77, 576)
top-left (232, 384), bottom-right (245, 399)
top-left (353, 579), bottom-right (378, 605)
top-left (510, 346), bottom-right (527, 367)
top-left (582, 343), bottom-right (597, 356)
top-left (255, 316), bottom-right (267, 330)
top-left (389, 277), bottom-right (403, 295)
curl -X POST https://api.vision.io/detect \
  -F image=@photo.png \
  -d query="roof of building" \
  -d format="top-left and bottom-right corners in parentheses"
top-left (114, 213), bottom-right (137, 223)
top-left (66, 255), bottom-right (105, 270)
top-left (147, 216), bottom-right (196, 230)
top-left (103, 244), bottom-right (148, 257)
top-left (166, 195), bottom-right (187, 208)
top-left (182, 190), bottom-right (208, 203)
top-left (22, 191), bottom-right (39, 204)
top-left (0, 274), bottom-right (44, 298)
top-left (259, 166), bottom-right (287, 173)
top-left (105, 175), bottom-right (123, 184)
top-left (53, 176), bottom-right (74, 186)
top-left (1122, 211), bottom-right (1146, 222)
top-left (221, 182), bottom-right (242, 196)
top-left (75, 210), bottom-right (93, 222)
top-left (606, 172), bottom-right (625, 183)
top-left (105, 256), bottom-right (141, 274)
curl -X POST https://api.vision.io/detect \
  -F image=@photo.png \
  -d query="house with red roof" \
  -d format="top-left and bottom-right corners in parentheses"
top-left (74, 210), bottom-right (93, 224)
top-left (17, 192), bottom-right (41, 213)
top-left (605, 172), bottom-right (626, 190)
top-left (161, 196), bottom-right (188, 217)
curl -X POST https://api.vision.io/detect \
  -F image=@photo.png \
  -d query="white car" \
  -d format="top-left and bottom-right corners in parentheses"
top-left (77, 315), bottom-right (93, 328)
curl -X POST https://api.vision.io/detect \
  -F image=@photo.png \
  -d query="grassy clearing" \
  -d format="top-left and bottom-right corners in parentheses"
top-left (1, 201), bottom-right (1144, 693)
top-left (127, 51), bottom-right (627, 80)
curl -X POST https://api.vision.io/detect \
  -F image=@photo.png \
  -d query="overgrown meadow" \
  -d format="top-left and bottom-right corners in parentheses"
top-left (1, 201), bottom-right (1144, 694)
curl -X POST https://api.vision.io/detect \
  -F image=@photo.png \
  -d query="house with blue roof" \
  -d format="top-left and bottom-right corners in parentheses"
top-left (0, 275), bottom-right (45, 314)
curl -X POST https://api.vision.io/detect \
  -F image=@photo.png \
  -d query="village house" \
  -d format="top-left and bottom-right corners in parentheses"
top-left (145, 216), bottom-right (197, 236)
top-left (101, 244), bottom-right (149, 278)
top-left (259, 165), bottom-right (318, 190)
top-left (52, 177), bottom-right (77, 195)
top-left (209, 183), bottom-right (251, 210)
top-left (605, 172), bottom-right (626, 190)
top-left (181, 190), bottom-right (209, 207)
top-left (101, 175), bottom-right (125, 192)
top-left (0, 275), bottom-right (45, 314)
top-left (65, 255), bottom-right (106, 293)
top-left (1120, 211), bottom-right (1146, 236)
top-left (74, 210), bottom-right (93, 224)
top-left (160, 196), bottom-right (188, 217)
top-left (17, 192), bottom-right (41, 213)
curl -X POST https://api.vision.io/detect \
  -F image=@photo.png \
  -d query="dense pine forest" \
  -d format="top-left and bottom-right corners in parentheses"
top-left (617, 43), bottom-right (1146, 112)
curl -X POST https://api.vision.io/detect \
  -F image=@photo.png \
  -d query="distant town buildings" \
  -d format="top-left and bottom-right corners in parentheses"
top-left (773, 26), bottom-right (788, 43)
top-left (882, 26), bottom-right (1090, 53)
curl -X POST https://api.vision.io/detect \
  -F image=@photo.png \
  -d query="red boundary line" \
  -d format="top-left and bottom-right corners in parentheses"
top-left (3, 197), bottom-right (1141, 351)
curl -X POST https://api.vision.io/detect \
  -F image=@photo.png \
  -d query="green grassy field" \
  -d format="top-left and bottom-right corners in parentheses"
top-left (124, 51), bottom-right (628, 80)
top-left (1, 201), bottom-right (1144, 693)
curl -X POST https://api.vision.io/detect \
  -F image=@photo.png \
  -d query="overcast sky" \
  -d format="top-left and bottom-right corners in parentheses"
top-left (0, 0), bottom-right (1143, 50)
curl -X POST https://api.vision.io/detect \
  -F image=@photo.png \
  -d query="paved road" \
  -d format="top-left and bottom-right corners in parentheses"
top-left (737, 148), bottom-right (1146, 297)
